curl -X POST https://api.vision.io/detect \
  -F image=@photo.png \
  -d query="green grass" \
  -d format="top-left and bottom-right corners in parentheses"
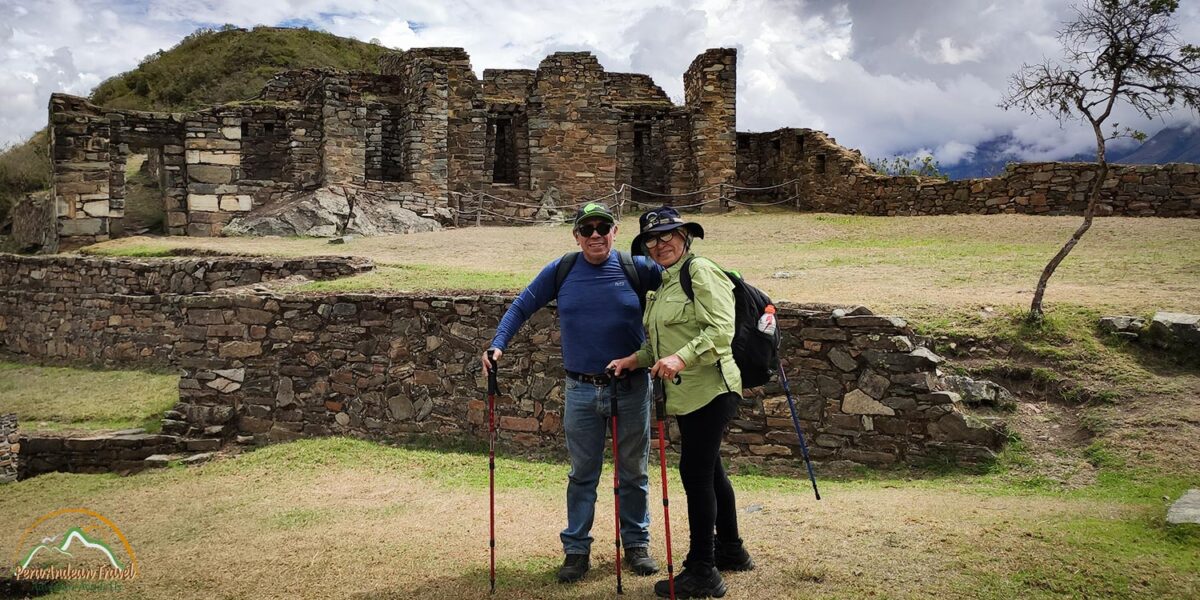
top-left (2, 436), bottom-right (1195, 599)
top-left (82, 243), bottom-right (180, 258)
top-left (296, 264), bottom-right (528, 293)
top-left (0, 361), bottom-right (178, 432)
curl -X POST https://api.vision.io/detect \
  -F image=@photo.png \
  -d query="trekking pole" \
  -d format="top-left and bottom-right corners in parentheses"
top-left (777, 358), bottom-right (821, 500)
top-left (487, 352), bottom-right (500, 593)
top-left (652, 379), bottom-right (676, 600)
top-left (606, 369), bottom-right (624, 595)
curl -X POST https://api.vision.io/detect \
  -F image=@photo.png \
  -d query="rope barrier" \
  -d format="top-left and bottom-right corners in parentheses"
top-left (451, 180), bottom-right (802, 225)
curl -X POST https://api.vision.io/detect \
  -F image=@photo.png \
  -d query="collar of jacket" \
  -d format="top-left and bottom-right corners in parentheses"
top-left (660, 252), bottom-right (695, 281)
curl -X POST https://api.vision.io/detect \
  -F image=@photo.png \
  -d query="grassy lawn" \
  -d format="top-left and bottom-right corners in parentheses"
top-left (84, 212), bottom-right (1200, 316)
top-left (0, 437), bottom-right (1195, 599)
top-left (0, 362), bottom-right (178, 433)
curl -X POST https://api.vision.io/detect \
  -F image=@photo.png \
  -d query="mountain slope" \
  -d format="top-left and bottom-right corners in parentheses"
top-left (1114, 125), bottom-right (1200, 164)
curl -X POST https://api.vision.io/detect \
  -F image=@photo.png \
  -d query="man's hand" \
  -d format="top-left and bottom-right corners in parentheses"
top-left (481, 348), bottom-right (503, 376)
top-left (650, 354), bottom-right (686, 381)
top-left (606, 354), bottom-right (639, 377)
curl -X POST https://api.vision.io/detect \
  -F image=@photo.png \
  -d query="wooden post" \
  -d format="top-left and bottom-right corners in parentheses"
top-left (476, 190), bottom-right (482, 227)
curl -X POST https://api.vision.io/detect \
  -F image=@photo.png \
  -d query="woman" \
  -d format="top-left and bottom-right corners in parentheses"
top-left (608, 206), bottom-right (754, 599)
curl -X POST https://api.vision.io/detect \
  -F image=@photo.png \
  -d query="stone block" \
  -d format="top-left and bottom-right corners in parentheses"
top-left (842, 389), bottom-right (895, 416)
top-left (59, 218), bottom-right (103, 236)
top-left (187, 194), bottom-right (220, 212)
top-left (82, 200), bottom-right (110, 217)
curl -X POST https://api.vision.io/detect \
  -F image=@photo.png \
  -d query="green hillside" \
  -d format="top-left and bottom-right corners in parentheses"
top-left (1, 25), bottom-right (389, 227)
top-left (91, 25), bottom-right (388, 111)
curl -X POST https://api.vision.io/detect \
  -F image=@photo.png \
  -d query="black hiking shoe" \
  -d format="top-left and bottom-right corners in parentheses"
top-left (557, 553), bottom-right (590, 583)
top-left (654, 565), bottom-right (726, 598)
top-left (624, 546), bottom-right (660, 575)
top-left (714, 538), bottom-right (755, 572)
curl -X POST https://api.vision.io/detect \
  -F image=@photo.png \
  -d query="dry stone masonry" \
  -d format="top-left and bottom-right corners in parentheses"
top-left (1, 254), bottom-right (1004, 471)
top-left (36, 45), bottom-right (1193, 250)
top-left (0, 414), bottom-right (17, 483)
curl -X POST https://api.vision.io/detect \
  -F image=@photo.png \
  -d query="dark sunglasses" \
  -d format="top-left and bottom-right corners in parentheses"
top-left (576, 223), bottom-right (613, 237)
top-left (642, 230), bottom-right (679, 249)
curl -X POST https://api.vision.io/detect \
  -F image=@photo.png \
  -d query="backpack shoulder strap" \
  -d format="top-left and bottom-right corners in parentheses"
top-left (616, 251), bottom-right (644, 303)
top-left (553, 252), bottom-right (580, 299)
top-left (679, 256), bottom-right (697, 302)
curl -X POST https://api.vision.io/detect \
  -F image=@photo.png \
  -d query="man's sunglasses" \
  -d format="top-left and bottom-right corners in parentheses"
top-left (576, 223), bottom-right (613, 237)
top-left (642, 230), bottom-right (679, 249)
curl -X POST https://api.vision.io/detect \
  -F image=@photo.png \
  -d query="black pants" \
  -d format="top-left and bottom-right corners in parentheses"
top-left (675, 392), bottom-right (741, 569)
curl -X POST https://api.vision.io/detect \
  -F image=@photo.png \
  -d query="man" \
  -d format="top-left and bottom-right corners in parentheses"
top-left (481, 202), bottom-right (661, 583)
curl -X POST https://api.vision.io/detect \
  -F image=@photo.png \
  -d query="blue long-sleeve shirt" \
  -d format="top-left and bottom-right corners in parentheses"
top-left (491, 251), bottom-right (662, 374)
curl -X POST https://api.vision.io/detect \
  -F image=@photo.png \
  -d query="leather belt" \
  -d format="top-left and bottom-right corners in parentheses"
top-left (566, 368), bottom-right (645, 385)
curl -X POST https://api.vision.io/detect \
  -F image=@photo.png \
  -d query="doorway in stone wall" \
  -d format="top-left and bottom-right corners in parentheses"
top-left (121, 150), bottom-right (167, 234)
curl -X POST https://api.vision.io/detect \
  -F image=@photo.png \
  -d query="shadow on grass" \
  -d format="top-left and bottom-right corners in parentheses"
top-left (346, 563), bottom-right (635, 600)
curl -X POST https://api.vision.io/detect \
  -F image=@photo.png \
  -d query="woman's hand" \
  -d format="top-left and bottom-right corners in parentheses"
top-left (606, 354), bottom-right (640, 377)
top-left (650, 354), bottom-right (686, 381)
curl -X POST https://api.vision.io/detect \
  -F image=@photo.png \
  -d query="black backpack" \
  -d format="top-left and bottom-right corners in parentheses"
top-left (679, 256), bottom-right (779, 388)
top-left (554, 251), bottom-right (647, 308)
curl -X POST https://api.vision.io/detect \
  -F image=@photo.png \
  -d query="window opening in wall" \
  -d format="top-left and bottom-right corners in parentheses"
top-left (631, 123), bottom-right (661, 202)
top-left (816, 154), bottom-right (827, 174)
top-left (771, 138), bottom-right (781, 151)
top-left (737, 137), bottom-right (749, 150)
top-left (242, 116), bottom-right (287, 181)
top-left (796, 134), bottom-right (804, 156)
top-left (491, 116), bottom-right (518, 185)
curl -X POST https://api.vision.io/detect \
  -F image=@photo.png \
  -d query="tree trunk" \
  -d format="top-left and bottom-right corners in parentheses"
top-left (1028, 152), bottom-right (1108, 322)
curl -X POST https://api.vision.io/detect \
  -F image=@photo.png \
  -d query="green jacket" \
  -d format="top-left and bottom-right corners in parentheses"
top-left (635, 252), bottom-right (742, 415)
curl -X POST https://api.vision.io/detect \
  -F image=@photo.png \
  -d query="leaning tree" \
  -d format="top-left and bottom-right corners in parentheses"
top-left (1001, 0), bottom-right (1200, 322)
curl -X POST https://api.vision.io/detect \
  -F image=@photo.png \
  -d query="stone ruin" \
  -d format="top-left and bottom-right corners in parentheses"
top-left (42, 47), bottom-right (740, 247)
top-left (1, 254), bottom-right (1006, 478)
top-left (34, 45), bottom-right (1198, 251)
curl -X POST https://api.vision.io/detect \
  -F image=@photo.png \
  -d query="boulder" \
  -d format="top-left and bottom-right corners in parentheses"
top-left (224, 186), bottom-right (441, 237)
top-left (1167, 489), bottom-right (1200, 526)
top-left (1145, 312), bottom-right (1200, 351)
top-left (942, 375), bottom-right (1017, 409)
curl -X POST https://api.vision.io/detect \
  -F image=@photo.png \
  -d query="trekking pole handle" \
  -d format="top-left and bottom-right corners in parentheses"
top-left (487, 350), bottom-right (499, 395)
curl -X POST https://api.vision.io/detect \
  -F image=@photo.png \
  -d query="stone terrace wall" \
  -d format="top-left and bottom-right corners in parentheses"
top-left (1, 414), bottom-right (17, 484)
top-left (0, 254), bottom-right (374, 295)
top-left (0, 254), bottom-right (1002, 466)
top-left (0, 255), bottom-right (373, 367)
top-left (164, 292), bottom-right (1000, 464)
top-left (738, 127), bottom-right (1200, 217)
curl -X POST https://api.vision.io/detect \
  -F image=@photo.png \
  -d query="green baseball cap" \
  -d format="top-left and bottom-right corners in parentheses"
top-left (573, 202), bottom-right (615, 228)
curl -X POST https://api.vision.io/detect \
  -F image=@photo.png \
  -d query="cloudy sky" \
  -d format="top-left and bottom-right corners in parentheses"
top-left (2, 0), bottom-right (1199, 165)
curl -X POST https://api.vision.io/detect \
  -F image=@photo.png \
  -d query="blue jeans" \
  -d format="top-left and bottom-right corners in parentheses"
top-left (560, 371), bottom-right (652, 555)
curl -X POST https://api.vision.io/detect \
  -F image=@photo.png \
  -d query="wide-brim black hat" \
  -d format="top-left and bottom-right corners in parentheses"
top-left (631, 206), bottom-right (704, 256)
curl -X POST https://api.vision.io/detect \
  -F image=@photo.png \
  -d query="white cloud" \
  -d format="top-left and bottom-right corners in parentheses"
top-left (0, 0), bottom-right (1197, 169)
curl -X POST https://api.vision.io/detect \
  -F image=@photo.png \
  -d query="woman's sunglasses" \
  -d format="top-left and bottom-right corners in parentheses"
top-left (576, 223), bottom-right (613, 237)
top-left (642, 230), bottom-right (679, 249)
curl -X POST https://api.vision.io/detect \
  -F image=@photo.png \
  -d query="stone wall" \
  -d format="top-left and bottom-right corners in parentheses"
top-left (737, 128), bottom-right (1200, 217)
top-left (0, 414), bottom-right (17, 484)
top-left (0, 254), bottom-right (1003, 465)
top-left (16, 430), bottom-right (197, 478)
top-left (167, 293), bottom-right (999, 464)
top-left (0, 254), bottom-right (374, 295)
top-left (685, 49), bottom-right (738, 210)
top-left (0, 255), bottom-right (373, 368)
